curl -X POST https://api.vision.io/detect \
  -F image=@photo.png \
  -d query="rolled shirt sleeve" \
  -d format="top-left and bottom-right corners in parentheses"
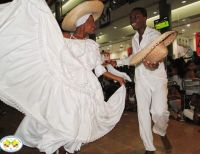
top-left (94, 65), bottom-right (106, 77)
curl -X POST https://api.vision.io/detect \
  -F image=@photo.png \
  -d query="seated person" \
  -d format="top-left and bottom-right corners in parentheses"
top-left (186, 60), bottom-right (197, 71)
top-left (182, 61), bottom-right (200, 96)
top-left (183, 60), bottom-right (197, 80)
top-left (168, 64), bottom-right (183, 90)
top-left (168, 85), bottom-right (183, 120)
top-left (125, 87), bottom-right (137, 112)
top-left (183, 93), bottom-right (200, 124)
top-left (184, 69), bottom-right (196, 80)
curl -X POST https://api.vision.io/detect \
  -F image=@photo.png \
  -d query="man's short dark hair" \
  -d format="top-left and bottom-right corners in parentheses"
top-left (130, 7), bottom-right (147, 17)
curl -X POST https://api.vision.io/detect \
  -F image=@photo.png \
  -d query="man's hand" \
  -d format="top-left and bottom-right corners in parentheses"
top-left (143, 59), bottom-right (159, 70)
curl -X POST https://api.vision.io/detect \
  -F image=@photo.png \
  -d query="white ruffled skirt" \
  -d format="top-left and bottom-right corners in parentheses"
top-left (0, 0), bottom-right (126, 153)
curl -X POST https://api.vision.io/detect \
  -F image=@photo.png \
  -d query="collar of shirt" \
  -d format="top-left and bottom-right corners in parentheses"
top-left (133, 26), bottom-right (152, 43)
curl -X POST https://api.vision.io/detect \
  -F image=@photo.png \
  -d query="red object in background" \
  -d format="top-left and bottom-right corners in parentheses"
top-left (127, 47), bottom-right (132, 56)
top-left (196, 32), bottom-right (200, 56)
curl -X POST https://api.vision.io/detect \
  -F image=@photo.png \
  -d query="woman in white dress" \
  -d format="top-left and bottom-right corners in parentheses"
top-left (0, 0), bottom-right (127, 154)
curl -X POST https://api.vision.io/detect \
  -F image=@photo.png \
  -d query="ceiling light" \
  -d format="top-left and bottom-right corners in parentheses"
top-left (153, 11), bottom-right (158, 15)
top-left (113, 26), bottom-right (118, 29)
top-left (186, 24), bottom-right (190, 27)
top-left (112, 0), bottom-right (116, 4)
top-left (181, 1), bottom-right (187, 4)
top-left (182, 29), bottom-right (185, 32)
top-left (182, 19), bottom-right (186, 22)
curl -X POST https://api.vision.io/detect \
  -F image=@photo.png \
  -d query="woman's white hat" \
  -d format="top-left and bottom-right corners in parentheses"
top-left (130, 30), bottom-right (178, 65)
top-left (61, 0), bottom-right (104, 31)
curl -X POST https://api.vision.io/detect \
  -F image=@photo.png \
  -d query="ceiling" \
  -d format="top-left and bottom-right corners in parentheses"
top-left (2, 0), bottom-right (199, 53)
top-left (54, 0), bottom-right (200, 53)
top-left (95, 0), bottom-right (200, 50)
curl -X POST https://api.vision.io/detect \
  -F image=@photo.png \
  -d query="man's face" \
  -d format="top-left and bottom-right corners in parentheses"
top-left (130, 10), bottom-right (147, 30)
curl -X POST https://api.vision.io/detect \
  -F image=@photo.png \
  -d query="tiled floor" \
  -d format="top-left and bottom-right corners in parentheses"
top-left (0, 103), bottom-right (200, 154)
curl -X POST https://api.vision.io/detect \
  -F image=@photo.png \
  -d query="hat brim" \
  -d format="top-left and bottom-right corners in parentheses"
top-left (61, 0), bottom-right (104, 31)
top-left (130, 30), bottom-right (178, 65)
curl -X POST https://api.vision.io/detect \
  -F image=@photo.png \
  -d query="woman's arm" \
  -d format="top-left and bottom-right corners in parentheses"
top-left (102, 71), bottom-right (125, 86)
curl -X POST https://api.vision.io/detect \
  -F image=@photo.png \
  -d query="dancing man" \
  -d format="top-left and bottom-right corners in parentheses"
top-left (111, 7), bottom-right (172, 154)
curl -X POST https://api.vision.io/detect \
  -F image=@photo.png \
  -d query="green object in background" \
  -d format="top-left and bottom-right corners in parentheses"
top-left (154, 17), bottom-right (170, 30)
top-left (155, 20), bottom-right (170, 30)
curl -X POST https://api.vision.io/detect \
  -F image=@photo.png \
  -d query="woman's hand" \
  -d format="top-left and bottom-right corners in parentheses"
top-left (116, 76), bottom-right (125, 86)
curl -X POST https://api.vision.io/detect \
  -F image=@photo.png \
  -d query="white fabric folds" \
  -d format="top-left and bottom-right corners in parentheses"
top-left (106, 64), bottom-right (132, 82)
top-left (75, 13), bottom-right (91, 27)
top-left (0, 0), bottom-right (126, 154)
